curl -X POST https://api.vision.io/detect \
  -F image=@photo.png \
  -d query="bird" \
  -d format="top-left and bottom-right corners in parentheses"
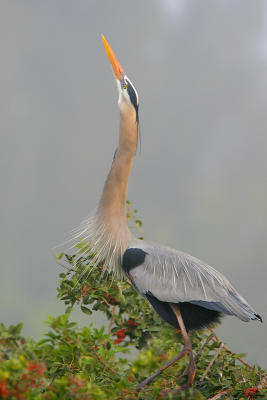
top-left (68, 35), bottom-right (262, 390)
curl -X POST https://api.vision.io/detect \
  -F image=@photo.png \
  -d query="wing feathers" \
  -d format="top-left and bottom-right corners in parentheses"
top-left (126, 240), bottom-right (261, 322)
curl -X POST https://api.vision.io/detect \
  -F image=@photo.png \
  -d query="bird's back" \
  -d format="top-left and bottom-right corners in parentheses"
top-left (122, 239), bottom-right (262, 325)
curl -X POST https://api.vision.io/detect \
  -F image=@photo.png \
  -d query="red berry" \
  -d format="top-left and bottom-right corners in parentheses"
top-left (0, 380), bottom-right (9, 398)
top-left (243, 387), bottom-right (259, 398)
top-left (27, 361), bottom-right (46, 376)
top-left (81, 285), bottom-right (88, 296)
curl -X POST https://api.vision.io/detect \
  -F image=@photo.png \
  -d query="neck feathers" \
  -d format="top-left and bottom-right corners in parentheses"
top-left (73, 104), bottom-right (138, 278)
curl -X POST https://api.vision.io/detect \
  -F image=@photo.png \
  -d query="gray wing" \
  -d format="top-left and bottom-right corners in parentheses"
top-left (125, 239), bottom-right (259, 322)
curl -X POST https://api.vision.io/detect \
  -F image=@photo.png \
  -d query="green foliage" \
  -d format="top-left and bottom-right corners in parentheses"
top-left (0, 205), bottom-right (266, 399)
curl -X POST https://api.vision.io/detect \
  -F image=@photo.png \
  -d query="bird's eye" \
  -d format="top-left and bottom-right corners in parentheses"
top-left (121, 80), bottom-right (127, 89)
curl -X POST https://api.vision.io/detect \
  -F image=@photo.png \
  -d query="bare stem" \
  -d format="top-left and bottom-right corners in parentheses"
top-left (108, 306), bottom-right (116, 335)
top-left (200, 342), bottom-right (224, 382)
top-left (210, 329), bottom-right (252, 369)
top-left (207, 388), bottom-right (232, 400)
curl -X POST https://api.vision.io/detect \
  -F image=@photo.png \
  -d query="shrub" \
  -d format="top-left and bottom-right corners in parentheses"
top-left (0, 204), bottom-right (266, 399)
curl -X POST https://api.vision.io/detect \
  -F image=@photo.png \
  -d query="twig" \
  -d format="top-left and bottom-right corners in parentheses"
top-left (137, 347), bottom-right (189, 390)
top-left (223, 343), bottom-right (251, 368)
top-left (210, 329), bottom-right (252, 368)
top-left (159, 384), bottom-right (190, 398)
top-left (207, 388), bottom-right (232, 400)
top-left (108, 306), bottom-right (116, 335)
top-left (195, 333), bottom-right (215, 362)
top-left (205, 371), bottom-right (266, 400)
top-left (175, 366), bottom-right (188, 384)
top-left (200, 342), bottom-right (224, 381)
top-left (209, 329), bottom-right (219, 341)
top-left (87, 338), bottom-right (116, 374)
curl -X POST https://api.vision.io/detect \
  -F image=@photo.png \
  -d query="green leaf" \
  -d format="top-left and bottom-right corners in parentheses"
top-left (81, 305), bottom-right (92, 315)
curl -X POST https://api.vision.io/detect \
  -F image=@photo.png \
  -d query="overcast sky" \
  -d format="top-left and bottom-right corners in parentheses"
top-left (1, 0), bottom-right (266, 367)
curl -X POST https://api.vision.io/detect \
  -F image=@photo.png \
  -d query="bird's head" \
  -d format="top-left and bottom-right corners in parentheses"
top-left (102, 34), bottom-right (139, 123)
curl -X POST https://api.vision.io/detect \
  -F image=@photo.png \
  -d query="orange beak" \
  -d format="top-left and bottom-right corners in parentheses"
top-left (101, 34), bottom-right (125, 80)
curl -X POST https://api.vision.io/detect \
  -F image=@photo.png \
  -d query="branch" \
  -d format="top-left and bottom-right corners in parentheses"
top-left (200, 342), bottom-right (224, 382)
top-left (107, 306), bottom-right (117, 335)
top-left (207, 388), bottom-right (232, 400)
top-left (210, 330), bottom-right (252, 369)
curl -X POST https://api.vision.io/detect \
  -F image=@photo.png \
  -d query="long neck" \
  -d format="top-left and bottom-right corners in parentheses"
top-left (70, 104), bottom-right (138, 279)
top-left (98, 104), bottom-right (138, 228)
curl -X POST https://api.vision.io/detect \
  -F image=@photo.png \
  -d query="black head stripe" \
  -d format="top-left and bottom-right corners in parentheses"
top-left (127, 83), bottom-right (138, 106)
top-left (126, 80), bottom-right (139, 123)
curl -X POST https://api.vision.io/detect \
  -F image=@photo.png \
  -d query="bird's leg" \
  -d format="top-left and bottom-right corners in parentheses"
top-left (137, 304), bottom-right (196, 390)
top-left (170, 303), bottom-right (196, 386)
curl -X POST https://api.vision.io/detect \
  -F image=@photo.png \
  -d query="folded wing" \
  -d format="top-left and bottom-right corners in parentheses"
top-left (123, 240), bottom-right (261, 322)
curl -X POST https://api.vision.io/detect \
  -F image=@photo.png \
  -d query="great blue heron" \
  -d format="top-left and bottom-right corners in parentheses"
top-left (70, 35), bottom-right (262, 390)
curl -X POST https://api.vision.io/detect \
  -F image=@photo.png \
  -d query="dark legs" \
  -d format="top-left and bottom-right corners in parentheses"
top-left (137, 303), bottom-right (196, 390)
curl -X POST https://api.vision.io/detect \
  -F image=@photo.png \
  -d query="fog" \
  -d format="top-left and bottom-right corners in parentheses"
top-left (0, 1), bottom-right (266, 367)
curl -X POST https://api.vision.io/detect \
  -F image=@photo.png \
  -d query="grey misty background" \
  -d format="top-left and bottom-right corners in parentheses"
top-left (0, 0), bottom-right (266, 367)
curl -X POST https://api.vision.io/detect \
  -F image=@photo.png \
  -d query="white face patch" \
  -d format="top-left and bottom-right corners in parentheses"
top-left (116, 75), bottom-right (139, 118)
top-left (116, 77), bottom-right (131, 106)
